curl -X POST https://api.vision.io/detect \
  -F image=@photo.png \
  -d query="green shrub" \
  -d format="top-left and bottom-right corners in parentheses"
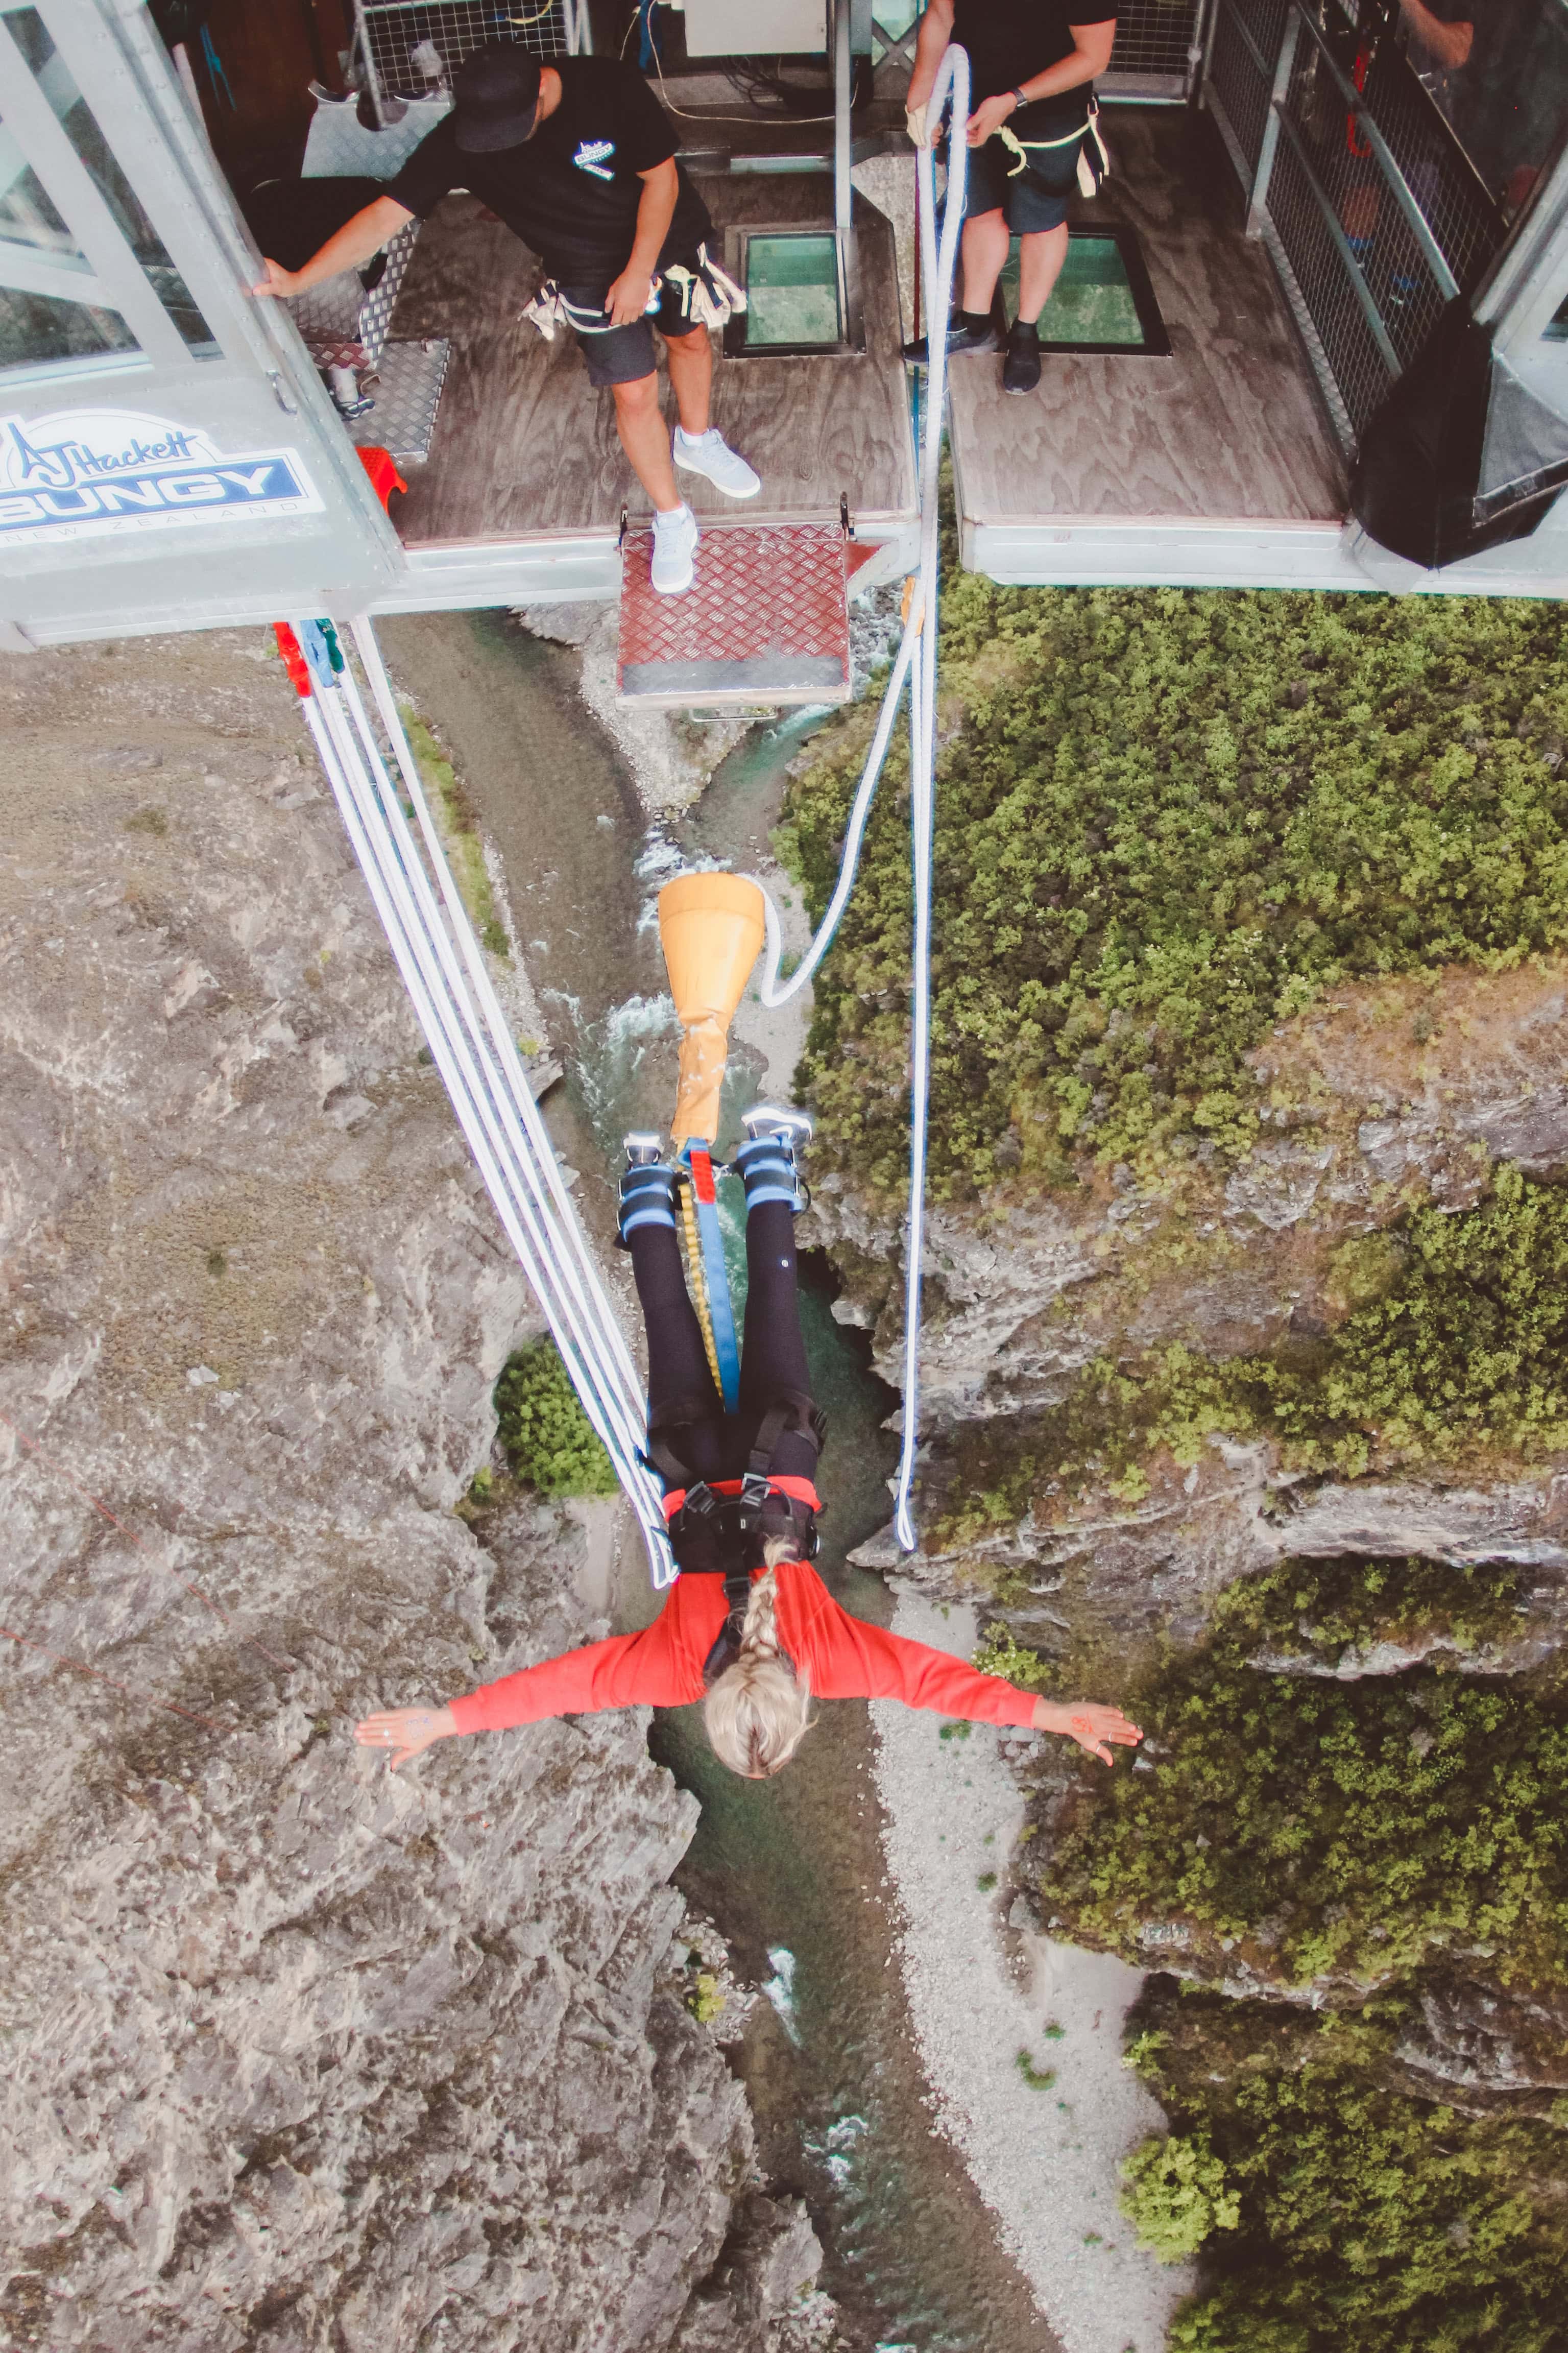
top-left (1040, 1555), bottom-right (1568, 1990)
top-left (787, 586), bottom-right (1568, 1196)
top-left (494, 1341), bottom-right (617, 1498)
top-left (686, 1971), bottom-right (726, 2025)
top-left (1125, 1989), bottom-right (1568, 2353)
top-left (973, 1624), bottom-right (1058, 1691)
top-left (1122, 2130), bottom-right (1239, 2263)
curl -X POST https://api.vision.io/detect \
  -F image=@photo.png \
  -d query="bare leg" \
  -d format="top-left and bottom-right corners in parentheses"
top-left (959, 207), bottom-right (1011, 314)
top-left (1016, 223), bottom-right (1070, 324)
top-left (663, 326), bottom-right (713, 436)
top-left (612, 370), bottom-right (680, 512)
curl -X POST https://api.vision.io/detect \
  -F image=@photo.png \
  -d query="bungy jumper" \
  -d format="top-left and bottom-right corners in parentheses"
top-left (272, 47), bottom-right (974, 1585)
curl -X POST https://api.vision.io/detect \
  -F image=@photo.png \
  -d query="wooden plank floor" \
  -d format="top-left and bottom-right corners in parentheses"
top-left (949, 109), bottom-right (1347, 528)
top-left (385, 173), bottom-right (914, 545)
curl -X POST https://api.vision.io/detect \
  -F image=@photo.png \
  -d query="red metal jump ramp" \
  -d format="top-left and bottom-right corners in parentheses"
top-left (616, 519), bottom-right (853, 708)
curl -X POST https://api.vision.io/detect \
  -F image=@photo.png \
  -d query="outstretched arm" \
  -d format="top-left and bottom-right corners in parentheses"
top-left (354, 1618), bottom-right (696, 1769)
top-left (812, 1606), bottom-right (1141, 1761)
top-left (251, 193), bottom-right (415, 299)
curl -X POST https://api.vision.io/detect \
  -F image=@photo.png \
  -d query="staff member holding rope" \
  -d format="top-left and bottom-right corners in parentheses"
top-left (252, 43), bottom-right (759, 596)
top-left (903, 0), bottom-right (1118, 394)
top-left (357, 1108), bottom-right (1141, 1782)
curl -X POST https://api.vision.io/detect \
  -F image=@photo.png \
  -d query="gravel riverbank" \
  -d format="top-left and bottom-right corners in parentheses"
top-left (871, 1586), bottom-right (1193, 2353)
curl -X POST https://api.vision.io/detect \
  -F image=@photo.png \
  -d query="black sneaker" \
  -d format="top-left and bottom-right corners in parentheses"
top-left (1002, 318), bottom-right (1042, 395)
top-left (902, 317), bottom-right (1000, 364)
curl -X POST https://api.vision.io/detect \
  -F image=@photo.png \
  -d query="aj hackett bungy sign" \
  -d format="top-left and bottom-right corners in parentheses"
top-left (0, 409), bottom-right (323, 545)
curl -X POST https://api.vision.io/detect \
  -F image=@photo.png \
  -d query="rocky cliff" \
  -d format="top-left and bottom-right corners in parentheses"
top-left (0, 632), bottom-right (824, 2351)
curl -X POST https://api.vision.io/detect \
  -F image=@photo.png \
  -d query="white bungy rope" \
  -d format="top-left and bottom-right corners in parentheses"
top-left (293, 618), bottom-right (677, 1590)
top-left (754, 43), bottom-right (970, 1551)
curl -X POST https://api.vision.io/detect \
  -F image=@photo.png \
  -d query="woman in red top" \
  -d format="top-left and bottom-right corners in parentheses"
top-left (357, 1110), bottom-right (1141, 1778)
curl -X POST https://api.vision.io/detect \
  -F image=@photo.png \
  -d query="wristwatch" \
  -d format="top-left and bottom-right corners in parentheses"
top-left (1011, 85), bottom-right (1029, 108)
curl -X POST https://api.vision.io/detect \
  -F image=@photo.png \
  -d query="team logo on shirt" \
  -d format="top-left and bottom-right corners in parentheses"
top-left (573, 138), bottom-right (616, 180)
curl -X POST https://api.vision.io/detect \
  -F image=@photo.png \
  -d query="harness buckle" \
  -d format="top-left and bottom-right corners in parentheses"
top-left (737, 1471), bottom-right (771, 1527)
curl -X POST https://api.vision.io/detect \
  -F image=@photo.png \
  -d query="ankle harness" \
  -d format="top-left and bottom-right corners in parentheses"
top-left (645, 1389), bottom-right (827, 1686)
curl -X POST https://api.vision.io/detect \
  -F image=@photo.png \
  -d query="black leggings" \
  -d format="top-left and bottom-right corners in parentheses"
top-left (627, 1198), bottom-right (819, 1487)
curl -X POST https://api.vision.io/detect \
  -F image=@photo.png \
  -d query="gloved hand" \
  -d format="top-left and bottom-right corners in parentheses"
top-left (905, 100), bottom-right (932, 148)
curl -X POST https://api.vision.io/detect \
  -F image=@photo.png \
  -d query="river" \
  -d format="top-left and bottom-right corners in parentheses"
top-left (377, 608), bottom-right (1059, 2353)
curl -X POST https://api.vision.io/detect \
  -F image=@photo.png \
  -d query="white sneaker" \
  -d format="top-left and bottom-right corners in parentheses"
top-left (673, 425), bottom-right (761, 499)
top-left (650, 503), bottom-right (699, 595)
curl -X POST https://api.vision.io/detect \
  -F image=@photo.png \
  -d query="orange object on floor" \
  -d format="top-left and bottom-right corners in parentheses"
top-left (357, 445), bottom-right (407, 509)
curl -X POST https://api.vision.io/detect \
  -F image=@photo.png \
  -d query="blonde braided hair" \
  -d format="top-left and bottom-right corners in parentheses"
top-left (702, 1553), bottom-right (815, 1779)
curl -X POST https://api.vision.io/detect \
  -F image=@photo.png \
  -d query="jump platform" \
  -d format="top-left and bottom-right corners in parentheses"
top-left (617, 520), bottom-right (852, 707)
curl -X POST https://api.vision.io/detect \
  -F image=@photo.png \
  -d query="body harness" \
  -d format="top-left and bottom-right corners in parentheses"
top-left (522, 243), bottom-right (747, 342)
top-left (995, 95), bottom-right (1110, 197)
top-left (645, 1390), bottom-right (828, 1688)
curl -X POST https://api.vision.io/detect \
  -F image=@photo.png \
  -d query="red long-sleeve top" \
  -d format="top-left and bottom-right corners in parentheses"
top-left (448, 1558), bottom-right (1041, 1734)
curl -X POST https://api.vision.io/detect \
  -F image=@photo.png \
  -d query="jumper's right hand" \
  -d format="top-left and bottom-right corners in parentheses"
top-left (251, 256), bottom-right (298, 299)
top-left (906, 101), bottom-right (933, 148)
top-left (355, 1704), bottom-right (458, 1770)
top-left (1034, 1697), bottom-right (1143, 1767)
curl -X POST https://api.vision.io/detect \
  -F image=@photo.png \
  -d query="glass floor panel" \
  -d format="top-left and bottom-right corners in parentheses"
top-left (999, 228), bottom-right (1166, 352)
top-left (743, 232), bottom-right (843, 350)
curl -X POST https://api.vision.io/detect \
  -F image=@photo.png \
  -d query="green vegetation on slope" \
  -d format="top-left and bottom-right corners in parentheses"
top-left (401, 705), bottom-right (510, 958)
top-left (984, 1556), bottom-right (1568, 2350)
top-left (939, 1167), bottom-right (1568, 1544)
top-left (1036, 1556), bottom-right (1567, 1989)
top-left (786, 587), bottom-right (1568, 1196)
top-left (494, 1341), bottom-right (617, 1498)
top-left (1122, 1986), bottom-right (1568, 2353)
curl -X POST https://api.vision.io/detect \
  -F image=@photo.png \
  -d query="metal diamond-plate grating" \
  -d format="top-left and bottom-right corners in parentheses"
top-left (618, 523), bottom-right (851, 708)
top-left (291, 217), bottom-right (420, 372)
top-left (346, 339), bottom-right (451, 464)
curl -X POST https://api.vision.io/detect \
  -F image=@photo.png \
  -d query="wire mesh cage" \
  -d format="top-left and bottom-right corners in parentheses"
top-left (1106, 0), bottom-right (1205, 86)
top-left (1209, 0), bottom-right (1293, 171)
top-left (348, 0), bottom-right (588, 113)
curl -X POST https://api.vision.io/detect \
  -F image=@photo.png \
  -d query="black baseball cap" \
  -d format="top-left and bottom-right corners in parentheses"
top-left (452, 43), bottom-right (543, 152)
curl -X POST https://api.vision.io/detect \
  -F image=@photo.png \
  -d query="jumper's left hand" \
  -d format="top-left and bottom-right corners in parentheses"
top-left (605, 267), bottom-right (654, 327)
top-left (967, 92), bottom-right (1021, 146)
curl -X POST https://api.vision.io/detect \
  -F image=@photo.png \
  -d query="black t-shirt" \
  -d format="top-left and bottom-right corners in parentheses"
top-left (387, 56), bottom-right (710, 287)
top-left (951, 0), bottom-right (1116, 134)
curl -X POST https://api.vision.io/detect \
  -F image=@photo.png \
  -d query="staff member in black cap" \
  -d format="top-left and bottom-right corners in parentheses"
top-left (253, 43), bottom-right (759, 595)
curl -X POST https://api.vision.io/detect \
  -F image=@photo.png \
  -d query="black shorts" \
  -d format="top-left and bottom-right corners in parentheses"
top-left (960, 127), bottom-right (1082, 233)
top-left (559, 262), bottom-right (707, 389)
